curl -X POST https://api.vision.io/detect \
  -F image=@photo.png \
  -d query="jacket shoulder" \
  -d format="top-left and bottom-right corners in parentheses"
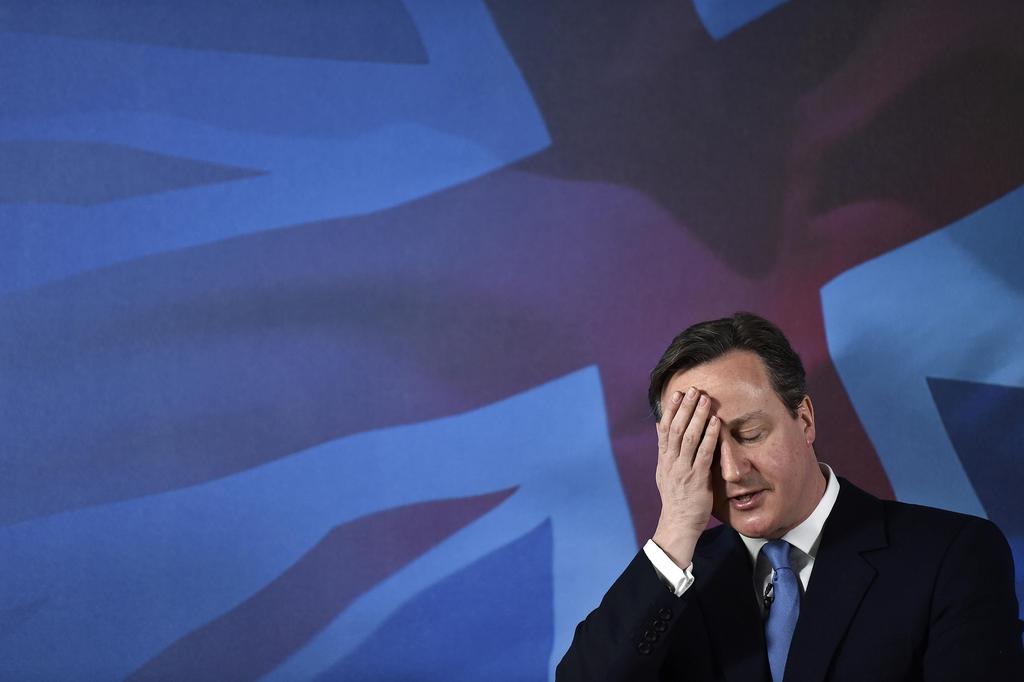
top-left (837, 477), bottom-right (1011, 561)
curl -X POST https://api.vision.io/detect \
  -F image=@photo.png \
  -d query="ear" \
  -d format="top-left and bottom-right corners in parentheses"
top-left (797, 395), bottom-right (815, 446)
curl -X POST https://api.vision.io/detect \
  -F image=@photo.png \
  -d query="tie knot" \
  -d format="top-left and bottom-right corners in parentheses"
top-left (762, 539), bottom-right (792, 570)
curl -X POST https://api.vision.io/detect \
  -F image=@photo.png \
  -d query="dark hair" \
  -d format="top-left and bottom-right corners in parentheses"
top-left (648, 312), bottom-right (806, 420)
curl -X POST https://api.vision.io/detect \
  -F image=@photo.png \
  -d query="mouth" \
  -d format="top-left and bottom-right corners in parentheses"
top-left (728, 490), bottom-right (766, 510)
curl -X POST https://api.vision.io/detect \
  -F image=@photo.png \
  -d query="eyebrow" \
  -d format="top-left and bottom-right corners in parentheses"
top-left (722, 410), bottom-right (770, 429)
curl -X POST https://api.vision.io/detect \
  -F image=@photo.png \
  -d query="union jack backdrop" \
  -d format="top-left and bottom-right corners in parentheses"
top-left (2, 1), bottom-right (1021, 679)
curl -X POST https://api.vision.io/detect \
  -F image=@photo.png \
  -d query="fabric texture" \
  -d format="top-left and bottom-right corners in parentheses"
top-left (762, 540), bottom-right (799, 682)
top-left (556, 478), bottom-right (1023, 682)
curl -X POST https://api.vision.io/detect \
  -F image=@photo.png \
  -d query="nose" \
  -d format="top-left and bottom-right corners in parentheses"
top-left (717, 437), bottom-right (751, 483)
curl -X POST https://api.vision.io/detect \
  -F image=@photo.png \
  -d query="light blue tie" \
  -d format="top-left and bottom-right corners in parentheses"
top-left (762, 540), bottom-right (799, 682)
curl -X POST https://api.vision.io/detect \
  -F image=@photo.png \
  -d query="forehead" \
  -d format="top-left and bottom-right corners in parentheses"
top-left (662, 351), bottom-right (781, 418)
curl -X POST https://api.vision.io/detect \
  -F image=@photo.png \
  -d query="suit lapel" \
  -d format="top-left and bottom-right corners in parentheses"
top-left (694, 528), bottom-right (770, 682)
top-left (785, 479), bottom-right (888, 682)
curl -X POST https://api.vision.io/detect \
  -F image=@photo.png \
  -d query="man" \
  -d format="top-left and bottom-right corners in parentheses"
top-left (557, 312), bottom-right (1022, 681)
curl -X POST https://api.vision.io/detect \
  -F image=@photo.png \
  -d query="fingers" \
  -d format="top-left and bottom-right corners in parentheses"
top-left (657, 390), bottom-right (683, 453)
top-left (658, 387), bottom-right (716, 472)
top-left (678, 393), bottom-right (712, 464)
top-left (693, 414), bottom-right (720, 474)
top-left (662, 387), bottom-right (699, 461)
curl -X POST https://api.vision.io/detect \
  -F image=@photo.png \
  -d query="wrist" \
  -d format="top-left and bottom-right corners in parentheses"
top-left (651, 525), bottom-right (700, 568)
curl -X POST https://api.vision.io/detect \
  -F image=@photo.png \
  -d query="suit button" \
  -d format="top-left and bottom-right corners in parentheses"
top-left (657, 608), bottom-right (672, 621)
top-left (652, 619), bottom-right (668, 632)
top-left (643, 630), bottom-right (659, 642)
top-left (637, 641), bottom-right (653, 655)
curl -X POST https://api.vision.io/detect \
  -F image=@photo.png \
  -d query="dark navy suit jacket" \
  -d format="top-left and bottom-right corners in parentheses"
top-left (557, 479), bottom-right (1023, 681)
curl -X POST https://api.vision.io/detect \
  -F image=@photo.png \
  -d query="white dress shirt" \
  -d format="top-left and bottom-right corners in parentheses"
top-left (644, 463), bottom-right (840, 602)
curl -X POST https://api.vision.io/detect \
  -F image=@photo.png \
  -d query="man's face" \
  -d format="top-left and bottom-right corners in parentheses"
top-left (661, 350), bottom-right (824, 539)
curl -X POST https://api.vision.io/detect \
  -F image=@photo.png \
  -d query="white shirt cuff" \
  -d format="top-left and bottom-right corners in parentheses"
top-left (643, 539), bottom-right (695, 597)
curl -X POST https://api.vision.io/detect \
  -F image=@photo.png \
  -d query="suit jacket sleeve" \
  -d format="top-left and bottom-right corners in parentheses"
top-left (556, 550), bottom-right (707, 682)
top-left (922, 516), bottom-right (1023, 680)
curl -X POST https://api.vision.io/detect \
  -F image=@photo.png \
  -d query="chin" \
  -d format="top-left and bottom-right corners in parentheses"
top-left (732, 521), bottom-right (766, 538)
top-left (723, 512), bottom-right (777, 539)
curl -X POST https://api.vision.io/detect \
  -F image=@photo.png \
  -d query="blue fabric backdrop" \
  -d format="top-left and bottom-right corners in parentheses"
top-left (2, 1), bottom-right (1021, 679)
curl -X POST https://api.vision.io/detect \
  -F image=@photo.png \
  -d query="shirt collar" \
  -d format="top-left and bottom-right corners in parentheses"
top-left (737, 462), bottom-right (840, 562)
